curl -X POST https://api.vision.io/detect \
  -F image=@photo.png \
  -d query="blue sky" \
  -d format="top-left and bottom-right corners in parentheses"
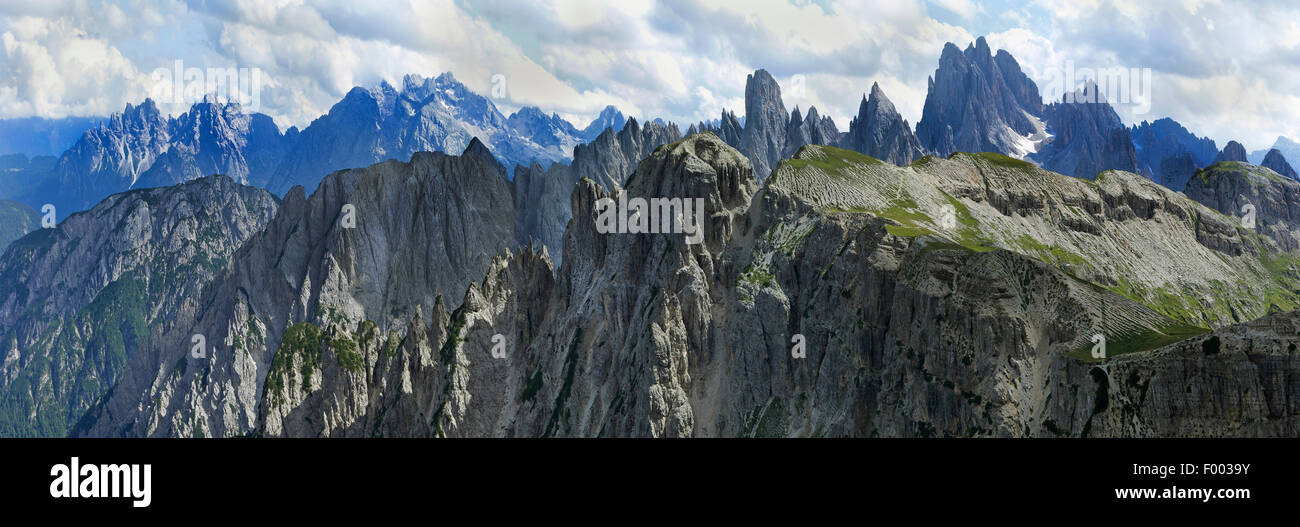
top-left (1, 0), bottom-right (1298, 150)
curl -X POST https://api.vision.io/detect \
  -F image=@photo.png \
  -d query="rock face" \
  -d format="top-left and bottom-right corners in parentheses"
top-left (1261, 149), bottom-right (1298, 180)
top-left (1130, 117), bottom-right (1218, 185)
top-left (782, 106), bottom-right (840, 159)
top-left (579, 105), bottom-right (628, 142)
top-left (838, 83), bottom-right (925, 165)
top-left (134, 96), bottom-right (294, 190)
top-left (1078, 308), bottom-right (1300, 437)
top-left (69, 134), bottom-right (1300, 438)
top-left (36, 98), bottom-right (294, 216)
top-left (1251, 136), bottom-right (1300, 167)
top-left (740, 69), bottom-right (790, 181)
top-left (0, 199), bottom-right (39, 250)
top-left (916, 37), bottom-right (1139, 181)
top-left (1184, 161), bottom-right (1300, 251)
top-left (1214, 140), bottom-right (1249, 163)
top-left (0, 176), bottom-right (277, 436)
top-left (268, 73), bottom-right (614, 197)
top-left (73, 141), bottom-right (519, 438)
top-left (1033, 83), bottom-right (1139, 180)
top-left (1157, 151), bottom-right (1198, 190)
top-left (513, 118), bottom-right (681, 267)
top-left (915, 37), bottom-right (1044, 158)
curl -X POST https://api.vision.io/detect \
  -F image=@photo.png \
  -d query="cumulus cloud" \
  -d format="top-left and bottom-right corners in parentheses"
top-left (0, 0), bottom-right (1296, 150)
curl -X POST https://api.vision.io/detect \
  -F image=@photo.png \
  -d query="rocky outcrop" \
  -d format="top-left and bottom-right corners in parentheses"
top-left (915, 37), bottom-right (1044, 158)
top-left (1033, 83), bottom-right (1139, 179)
top-left (916, 38), bottom-right (1140, 181)
top-left (1214, 140), bottom-right (1249, 163)
top-left (73, 141), bottom-right (518, 438)
top-left (1130, 117), bottom-right (1218, 185)
top-left (513, 118), bottom-right (681, 267)
top-left (0, 176), bottom-right (277, 436)
top-left (1158, 151), bottom-right (1197, 190)
top-left (1251, 136), bottom-right (1300, 167)
top-left (838, 83), bottom-right (925, 165)
top-left (1184, 161), bottom-right (1300, 251)
top-left (267, 73), bottom-right (601, 196)
top-left (782, 106), bottom-right (840, 159)
top-left (579, 105), bottom-right (627, 142)
top-left (34, 98), bottom-right (295, 216)
top-left (72, 134), bottom-right (1300, 438)
top-left (134, 96), bottom-right (295, 191)
top-left (740, 69), bottom-right (790, 181)
top-left (0, 199), bottom-right (39, 250)
top-left (42, 100), bottom-right (173, 214)
top-left (1261, 149), bottom-right (1298, 180)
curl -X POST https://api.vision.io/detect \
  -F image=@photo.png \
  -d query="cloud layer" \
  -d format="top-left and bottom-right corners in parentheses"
top-left (0, 0), bottom-right (1297, 149)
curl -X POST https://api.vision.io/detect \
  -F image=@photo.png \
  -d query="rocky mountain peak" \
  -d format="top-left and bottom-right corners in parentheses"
top-left (741, 68), bottom-right (789, 181)
top-left (1261, 148), bottom-right (1299, 180)
top-left (838, 82), bottom-right (925, 165)
top-left (1214, 140), bottom-right (1249, 163)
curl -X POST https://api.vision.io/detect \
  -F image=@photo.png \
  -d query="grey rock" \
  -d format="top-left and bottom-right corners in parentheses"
top-left (74, 141), bottom-right (518, 437)
top-left (1184, 160), bottom-right (1300, 251)
top-left (1214, 140), bottom-right (1249, 163)
top-left (838, 82), bottom-right (925, 165)
top-left (1261, 149), bottom-right (1298, 180)
top-left (0, 176), bottom-right (276, 436)
top-left (1033, 82), bottom-right (1139, 179)
top-left (182, 134), bottom-right (1300, 438)
top-left (513, 118), bottom-right (681, 267)
top-left (740, 69), bottom-right (789, 181)
top-left (1130, 117), bottom-right (1218, 184)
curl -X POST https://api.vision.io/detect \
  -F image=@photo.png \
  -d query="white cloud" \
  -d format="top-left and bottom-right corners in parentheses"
top-left (0, 0), bottom-right (1297, 152)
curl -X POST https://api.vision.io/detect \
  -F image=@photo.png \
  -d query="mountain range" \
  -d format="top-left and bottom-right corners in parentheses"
top-left (4, 36), bottom-right (1300, 437)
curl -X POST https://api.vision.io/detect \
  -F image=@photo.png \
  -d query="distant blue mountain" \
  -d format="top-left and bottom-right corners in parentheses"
top-left (1130, 118), bottom-right (1218, 181)
top-left (266, 73), bottom-right (627, 195)
top-left (17, 73), bottom-right (631, 215)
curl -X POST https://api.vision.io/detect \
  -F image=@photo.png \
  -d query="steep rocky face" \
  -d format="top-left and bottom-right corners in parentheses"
top-left (1251, 136), bottom-right (1300, 166)
top-left (1214, 140), bottom-right (1249, 163)
top-left (740, 69), bottom-right (790, 181)
top-left (72, 140), bottom-right (518, 437)
top-left (1158, 151), bottom-right (1197, 190)
top-left (0, 176), bottom-right (277, 436)
top-left (140, 134), bottom-right (1300, 438)
top-left (134, 97), bottom-right (295, 191)
top-left (579, 105), bottom-right (628, 142)
top-left (1261, 149), bottom-right (1298, 180)
top-left (916, 38), bottom-right (1139, 181)
top-left (838, 83), bottom-right (925, 165)
top-left (0, 199), bottom-right (39, 250)
top-left (268, 73), bottom-right (571, 196)
top-left (1130, 117), bottom-right (1218, 184)
top-left (1074, 308), bottom-right (1300, 437)
top-left (43, 100), bottom-right (173, 214)
top-left (1184, 161), bottom-right (1300, 251)
top-left (507, 106), bottom-right (584, 160)
top-left (915, 37), bottom-right (1044, 158)
top-left (32, 98), bottom-right (293, 217)
top-left (781, 106), bottom-right (841, 159)
top-left (513, 118), bottom-right (681, 267)
top-left (1033, 83), bottom-right (1139, 179)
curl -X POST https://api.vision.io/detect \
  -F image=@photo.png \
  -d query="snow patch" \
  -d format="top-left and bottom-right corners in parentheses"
top-left (1006, 111), bottom-right (1052, 160)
